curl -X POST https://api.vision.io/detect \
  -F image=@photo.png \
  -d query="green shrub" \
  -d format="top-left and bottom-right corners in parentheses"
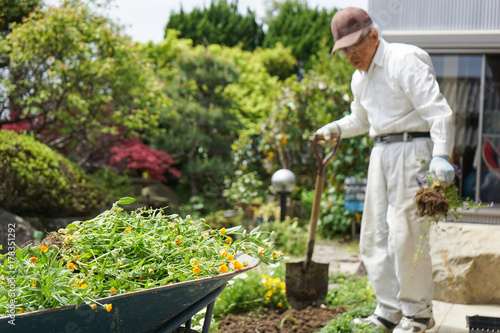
top-left (0, 130), bottom-right (107, 217)
top-left (259, 217), bottom-right (308, 257)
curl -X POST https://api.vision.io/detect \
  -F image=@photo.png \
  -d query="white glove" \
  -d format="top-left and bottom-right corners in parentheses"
top-left (429, 155), bottom-right (455, 186)
top-left (316, 122), bottom-right (341, 147)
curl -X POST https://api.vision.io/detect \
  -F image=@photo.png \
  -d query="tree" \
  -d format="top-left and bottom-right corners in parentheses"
top-left (165, 0), bottom-right (264, 51)
top-left (144, 43), bottom-right (242, 207)
top-left (0, 0), bottom-right (41, 36)
top-left (263, 1), bottom-right (335, 66)
top-left (0, 1), bottom-right (168, 168)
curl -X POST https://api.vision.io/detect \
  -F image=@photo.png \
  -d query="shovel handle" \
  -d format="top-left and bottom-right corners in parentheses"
top-left (305, 135), bottom-right (339, 269)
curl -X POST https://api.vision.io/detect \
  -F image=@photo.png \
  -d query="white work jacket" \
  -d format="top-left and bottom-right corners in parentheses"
top-left (336, 39), bottom-right (455, 157)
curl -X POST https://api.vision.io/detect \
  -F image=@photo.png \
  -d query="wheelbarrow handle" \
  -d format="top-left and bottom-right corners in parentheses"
top-left (305, 135), bottom-right (340, 268)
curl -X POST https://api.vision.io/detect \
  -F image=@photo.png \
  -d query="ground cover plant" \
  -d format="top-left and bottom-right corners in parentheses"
top-left (0, 198), bottom-right (284, 315)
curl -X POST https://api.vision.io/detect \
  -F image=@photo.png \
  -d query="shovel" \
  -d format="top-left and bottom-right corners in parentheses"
top-left (286, 134), bottom-right (339, 309)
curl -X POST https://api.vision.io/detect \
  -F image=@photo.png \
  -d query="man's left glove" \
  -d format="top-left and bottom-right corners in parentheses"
top-left (429, 155), bottom-right (455, 186)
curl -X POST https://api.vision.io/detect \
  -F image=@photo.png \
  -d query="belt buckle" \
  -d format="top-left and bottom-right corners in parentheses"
top-left (382, 133), bottom-right (412, 143)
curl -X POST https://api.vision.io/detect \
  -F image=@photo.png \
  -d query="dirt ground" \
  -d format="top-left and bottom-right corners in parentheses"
top-left (217, 305), bottom-right (345, 333)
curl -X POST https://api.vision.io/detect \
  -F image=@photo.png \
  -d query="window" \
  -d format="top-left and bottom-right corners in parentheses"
top-left (431, 54), bottom-right (500, 204)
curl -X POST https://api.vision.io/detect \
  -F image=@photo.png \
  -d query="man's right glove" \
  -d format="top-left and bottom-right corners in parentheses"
top-left (429, 155), bottom-right (455, 186)
top-left (316, 122), bottom-right (341, 147)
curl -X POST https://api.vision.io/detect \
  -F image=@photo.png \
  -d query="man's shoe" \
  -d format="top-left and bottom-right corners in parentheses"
top-left (353, 315), bottom-right (398, 332)
top-left (393, 316), bottom-right (435, 333)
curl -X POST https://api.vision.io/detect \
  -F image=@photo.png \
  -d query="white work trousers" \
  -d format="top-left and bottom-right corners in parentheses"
top-left (360, 138), bottom-right (434, 323)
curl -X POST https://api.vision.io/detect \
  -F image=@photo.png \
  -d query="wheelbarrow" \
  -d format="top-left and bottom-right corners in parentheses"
top-left (0, 254), bottom-right (258, 333)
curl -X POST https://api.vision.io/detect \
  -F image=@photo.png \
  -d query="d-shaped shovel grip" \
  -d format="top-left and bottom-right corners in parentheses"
top-left (305, 135), bottom-right (339, 269)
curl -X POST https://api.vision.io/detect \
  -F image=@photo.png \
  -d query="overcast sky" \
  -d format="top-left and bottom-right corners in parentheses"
top-left (46, 0), bottom-right (369, 43)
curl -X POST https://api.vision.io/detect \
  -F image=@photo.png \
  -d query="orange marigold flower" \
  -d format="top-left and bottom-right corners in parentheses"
top-left (226, 236), bottom-right (232, 244)
top-left (19, 309), bottom-right (24, 314)
top-left (174, 238), bottom-right (181, 244)
top-left (220, 264), bottom-right (229, 273)
top-left (148, 269), bottom-right (154, 274)
top-left (92, 304), bottom-right (97, 311)
top-left (259, 253), bottom-right (264, 257)
top-left (221, 249), bottom-right (227, 257)
top-left (80, 284), bottom-right (87, 289)
top-left (74, 255), bottom-right (79, 260)
top-left (40, 245), bottom-right (48, 252)
top-left (68, 262), bottom-right (75, 270)
top-left (119, 261), bottom-right (123, 266)
top-left (177, 247), bottom-right (184, 250)
top-left (106, 304), bottom-right (112, 312)
top-left (30, 257), bottom-right (37, 264)
top-left (31, 280), bottom-right (37, 287)
top-left (220, 227), bottom-right (226, 235)
top-left (66, 236), bottom-right (71, 242)
top-left (193, 267), bottom-right (201, 274)
top-left (227, 253), bottom-right (234, 261)
top-left (139, 276), bottom-right (145, 280)
top-left (110, 287), bottom-right (116, 294)
top-left (125, 227), bottom-right (132, 232)
top-left (233, 260), bottom-right (243, 270)
top-left (272, 251), bottom-right (278, 259)
top-left (190, 258), bottom-right (199, 267)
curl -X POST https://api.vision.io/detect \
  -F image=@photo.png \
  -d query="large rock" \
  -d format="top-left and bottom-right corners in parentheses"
top-left (429, 222), bottom-right (500, 304)
top-left (0, 208), bottom-right (37, 254)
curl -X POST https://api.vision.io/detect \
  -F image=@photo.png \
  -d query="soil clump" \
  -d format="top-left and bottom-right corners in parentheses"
top-left (415, 187), bottom-right (449, 217)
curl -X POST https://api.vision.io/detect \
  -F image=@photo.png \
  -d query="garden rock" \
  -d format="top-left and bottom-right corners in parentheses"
top-left (429, 222), bottom-right (500, 304)
top-left (0, 208), bottom-right (36, 254)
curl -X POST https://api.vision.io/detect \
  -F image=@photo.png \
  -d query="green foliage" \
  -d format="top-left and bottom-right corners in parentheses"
top-left (145, 43), bottom-right (244, 208)
top-left (166, 0), bottom-right (264, 51)
top-left (320, 274), bottom-right (382, 333)
top-left (91, 167), bottom-right (134, 201)
top-left (213, 264), bottom-right (289, 318)
top-left (203, 209), bottom-right (243, 230)
top-left (259, 216), bottom-right (308, 257)
top-left (263, 1), bottom-right (335, 64)
top-left (223, 171), bottom-right (265, 204)
top-left (0, 130), bottom-right (106, 217)
top-left (0, 0), bottom-right (40, 36)
top-left (0, 1), bottom-right (168, 167)
top-left (253, 43), bottom-right (297, 80)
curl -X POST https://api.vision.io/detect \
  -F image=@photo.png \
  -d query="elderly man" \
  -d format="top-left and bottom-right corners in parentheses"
top-left (316, 7), bottom-right (455, 333)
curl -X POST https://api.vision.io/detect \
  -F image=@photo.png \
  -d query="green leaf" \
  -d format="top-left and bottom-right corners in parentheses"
top-left (41, 285), bottom-right (51, 298)
top-left (117, 197), bottom-right (135, 205)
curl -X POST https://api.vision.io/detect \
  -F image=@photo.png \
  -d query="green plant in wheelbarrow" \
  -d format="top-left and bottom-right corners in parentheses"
top-left (0, 197), bottom-right (284, 317)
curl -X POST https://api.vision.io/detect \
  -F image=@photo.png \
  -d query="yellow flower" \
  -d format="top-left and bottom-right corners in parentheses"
top-left (80, 284), bottom-right (87, 289)
top-left (30, 257), bottom-right (37, 264)
top-left (119, 261), bottom-right (123, 266)
top-left (221, 249), bottom-right (227, 257)
top-left (227, 253), bottom-right (234, 261)
top-left (92, 304), bottom-right (97, 311)
top-left (226, 236), bottom-right (232, 244)
top-left (220, 227), bottom-right (226, 235)
top-left (272, 251), bottom-right (278, 259)
top-left (265, 297), bottom-right (270, 302)
top-left (74, 255), bottom-right (79, 260)
top-left (31, 280), bottom-right (37, 287)
top-left (106, 304), bottom-right (112, 312)
top-left (40, 245), bottom-right (48, 252)
top-left (220, 264), bottom-right (229, 273)
top-left (19, 309), bottom-right (24, 314)
top-left (193, 267), bottom-right (201, 274)
top-left (174, 237), bottom-right (181, 244)
top-left (68, 262), bottom-right (75, 270)
top-left (65, 236), bottom-right (71, 242)
top-left (177, 247), bottom-right (184, 250)
top-left (259, 253), bottom-right (264, 257)
top-left (125, 227), bottom-right (132, 232)
top-left (190, 258), bottom-right (199, 267)
top-left (110, 287), bottom-right (116, 294)
top-left (266, 290), bottom-right (273, 297)
top-left (148, 269), bottom-right (154, 274)
top-left (278, 302), bottom-right (283, 308)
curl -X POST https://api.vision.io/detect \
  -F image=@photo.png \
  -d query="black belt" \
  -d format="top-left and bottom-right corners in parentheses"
top-left (374, 132), bottom-right (430, 144)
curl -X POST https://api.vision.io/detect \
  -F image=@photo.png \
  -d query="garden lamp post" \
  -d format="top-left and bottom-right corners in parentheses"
top-left (271, 169), bottom-right (296, 221)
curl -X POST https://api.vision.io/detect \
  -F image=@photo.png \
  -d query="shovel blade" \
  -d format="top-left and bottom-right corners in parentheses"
top-left (285, 260), bottom-right (329, 310)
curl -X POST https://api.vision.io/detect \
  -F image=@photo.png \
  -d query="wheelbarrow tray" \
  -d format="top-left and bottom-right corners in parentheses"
top-left (1, 254), bottom-right (258, 333)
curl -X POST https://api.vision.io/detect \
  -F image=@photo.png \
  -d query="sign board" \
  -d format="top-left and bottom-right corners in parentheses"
top-left (344, 177), bottom-right (367, 212)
